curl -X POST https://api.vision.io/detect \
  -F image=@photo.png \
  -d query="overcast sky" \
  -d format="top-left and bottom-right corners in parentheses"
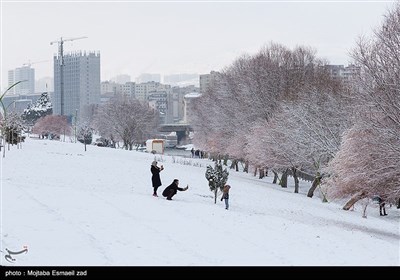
top-left (0, 0), bottom-right (394, 89)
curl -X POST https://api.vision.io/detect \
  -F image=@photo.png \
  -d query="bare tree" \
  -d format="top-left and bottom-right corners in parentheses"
top-left (94, 95), bottom-right (158, 150)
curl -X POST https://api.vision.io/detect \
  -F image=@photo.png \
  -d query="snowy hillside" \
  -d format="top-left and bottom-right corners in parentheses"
top-left (1, 138), bottom-right (399, 266)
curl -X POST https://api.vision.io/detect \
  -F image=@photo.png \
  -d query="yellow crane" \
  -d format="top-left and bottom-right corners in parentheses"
top-left (50, 36), bottom-right (88, 115)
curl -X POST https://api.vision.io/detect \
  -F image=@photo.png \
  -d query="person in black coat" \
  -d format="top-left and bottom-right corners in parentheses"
top-left (376, 196), bottom-right (387, 216)
top-left (162, 179), bottom-right (188, 200)
top-left (151, 161), bottom-right (164, 197)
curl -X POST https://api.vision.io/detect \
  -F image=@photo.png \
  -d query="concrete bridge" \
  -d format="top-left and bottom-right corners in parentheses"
top-left (159, 123), bottom-right (193, 144)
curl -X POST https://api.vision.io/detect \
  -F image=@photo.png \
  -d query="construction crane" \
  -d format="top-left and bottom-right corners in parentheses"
top-left (22, 60), bottom-right (51, 67)
top-left (50, 36), bottom-right (88, 116)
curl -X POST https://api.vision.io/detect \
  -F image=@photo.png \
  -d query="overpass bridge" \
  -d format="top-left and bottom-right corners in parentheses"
top-left (159, 123), bottom-right (193, 144)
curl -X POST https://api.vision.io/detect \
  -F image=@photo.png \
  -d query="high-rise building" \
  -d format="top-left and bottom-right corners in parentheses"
top-left (53, 51), bottom-right (100, 120)
top-left (8, 65), bottom-right (35, 95)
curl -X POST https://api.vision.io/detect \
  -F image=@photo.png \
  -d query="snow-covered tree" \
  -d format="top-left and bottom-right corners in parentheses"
top-left (205, 162), bottom-right (229, 204)
top-left (0, 81), bottom-right (27, 157)
top-left (326, 2), bottom-right (400, 209)
top-left (77, 121), bottom-right (94, 151)
top-left (192, 42), bottom-right (339, 176)
top-left (280, 89), bottom-right (354, 196)
top-left (0, 112), bottom-right (24, 145)
top-left (21, 92), bottom-right (52, 126)
top-left (94, 96), bottom-right (158, 150)
top-left (326, 123), bottom-right (400, 209)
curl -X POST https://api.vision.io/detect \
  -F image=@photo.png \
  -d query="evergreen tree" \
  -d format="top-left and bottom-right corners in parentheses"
top-left (77, 122), bottom-right (93, 151)
top-left (21, 92), bottom-right (52, 126)
top-left (205, 162), bottom-right (229, 204)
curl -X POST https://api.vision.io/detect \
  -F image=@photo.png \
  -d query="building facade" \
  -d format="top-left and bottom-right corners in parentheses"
top-left (53, 51), bottom-right (100, 120)
top-left (8, 65), bottom-right (35, 95)
top-left (199, 71), bottom-right (221, 94)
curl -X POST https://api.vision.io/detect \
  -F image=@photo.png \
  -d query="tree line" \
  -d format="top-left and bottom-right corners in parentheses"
top-left (191, 3), bottom-right (400, 209)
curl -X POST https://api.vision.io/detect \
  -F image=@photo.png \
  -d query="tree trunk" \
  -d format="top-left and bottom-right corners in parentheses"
top-left (230, 159), bottom-right (237, 170)
top-left (84, 142), bottom-right (87, 152)
top-left (214, 188), bottom-right (218, 204)
top-left (280, 169), bottom-right (288, 188)
top-left (307, 175), bottom-right (321, 198)
top-left (223, 155), bottom-right (228, 166)
top-left (272, 171), bottom-right (278, 184)
top-left (343, 191), bottom-right (366, 210)
top-left (253, 166), bottom-right (258, 177)
top-left (292, 167), bottom-right (299, 193)
top-left (362, 199), bottom-right (369, 218)
top-left (259, 168), bottom-right (265, 179)
top-left (244, 161), bottom-right (249, 173)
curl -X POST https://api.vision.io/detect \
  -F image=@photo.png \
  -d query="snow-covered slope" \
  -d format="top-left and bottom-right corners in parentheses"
top-left (1, 138), bottom-right (399, 266)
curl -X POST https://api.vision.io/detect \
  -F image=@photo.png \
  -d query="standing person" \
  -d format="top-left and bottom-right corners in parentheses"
top-left (151, 161), bottom-right (164, 197)
top-left (220, 185), bottom-right (231, 210)
top-left (162, 179), bottom-right (188, 200)
top-left (377, 196), bottom-right (387, 216)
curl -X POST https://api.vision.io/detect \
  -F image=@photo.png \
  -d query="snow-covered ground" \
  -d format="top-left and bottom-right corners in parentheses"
top-left (1, 137), bottom-right (399, 266)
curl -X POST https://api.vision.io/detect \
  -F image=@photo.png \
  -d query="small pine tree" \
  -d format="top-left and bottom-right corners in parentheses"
top-left (77, 122), bottom-right (93, 151)
top-left (205, 162), bottom-right (229, 204)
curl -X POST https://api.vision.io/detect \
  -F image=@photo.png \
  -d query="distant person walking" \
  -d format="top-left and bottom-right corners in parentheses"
top-left (220, 185), bottom-right (231, 210)
top-left (162, 179), bottom-right (188, 200)
top-left (377, 196), bottom-right (387, 216)
top-left (151, 161), bottom-right (164, 197)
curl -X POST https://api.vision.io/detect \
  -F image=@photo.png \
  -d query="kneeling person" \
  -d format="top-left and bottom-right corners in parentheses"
top-left (162, 179), bottom-right (188, 200)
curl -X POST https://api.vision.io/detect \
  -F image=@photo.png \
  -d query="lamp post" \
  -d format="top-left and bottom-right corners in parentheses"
top-left (74, 109), bottom-right (78, 143)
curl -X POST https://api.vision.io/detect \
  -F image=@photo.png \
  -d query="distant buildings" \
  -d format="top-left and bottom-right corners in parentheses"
top-left (101, 81), bottom-right (135, 97)
top-left (1, 93), bottom-right (43, 115)
top-left (183, 92), bottom-right (201, 123)
top-left (111, 74), bottom-right (131, 84)
top-left (8, 65), bottom-right (35, 95)
top-left (135, 73), bottom-right (161, 83)
top-left (164, 73), bottom-right (199, 87)
top-left (199, 71), bottom-right (221, 93)
top-left (100, 77), bottom-right (199, 125)
top-left (53, 51), bottom-right (101, 120)
top-left (324, 64), bottom-right (361, 85)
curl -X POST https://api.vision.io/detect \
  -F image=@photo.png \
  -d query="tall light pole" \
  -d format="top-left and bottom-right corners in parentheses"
top-left (74, 109), bottom-right (78, 143)
top-left (50, 36), bottom-right (87, 116)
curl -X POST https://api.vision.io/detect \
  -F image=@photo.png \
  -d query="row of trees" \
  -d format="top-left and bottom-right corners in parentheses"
top-left (326, 3), bottom-right (400, 207)
top-left (192, 43), bottom-right (348, 196)
top-left (191, 3), bottom-right (400, 208)
top-left (28, 95), bottom-right (158, 151)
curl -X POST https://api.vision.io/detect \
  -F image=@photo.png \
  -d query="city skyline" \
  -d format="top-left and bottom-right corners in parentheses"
top-left (1, 0), bottom-right (393, 91)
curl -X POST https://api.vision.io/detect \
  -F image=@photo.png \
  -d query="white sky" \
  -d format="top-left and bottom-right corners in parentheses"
top-left (0, 0), bottom-right (394, 89)
top-left (1, 137), bottom-right (399, 265)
